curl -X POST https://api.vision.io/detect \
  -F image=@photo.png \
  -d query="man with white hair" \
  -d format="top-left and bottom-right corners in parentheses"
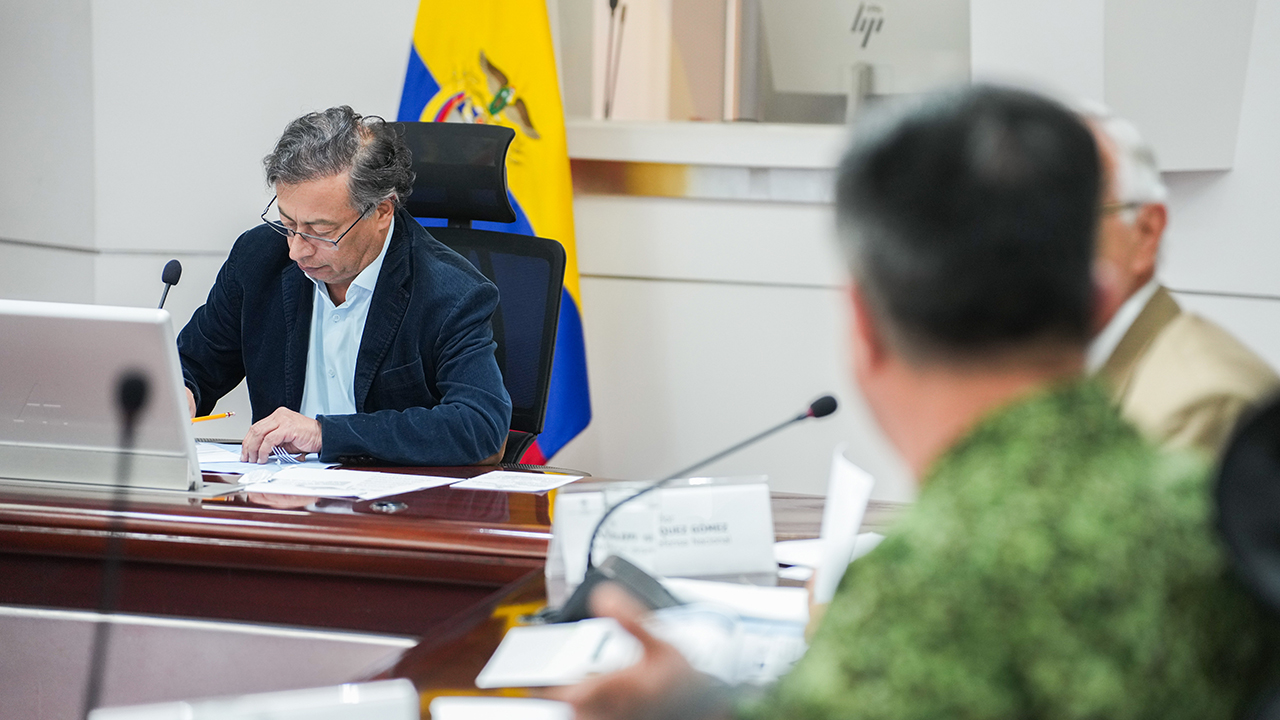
top-left (1086, 109), bottom-right (1278, 455)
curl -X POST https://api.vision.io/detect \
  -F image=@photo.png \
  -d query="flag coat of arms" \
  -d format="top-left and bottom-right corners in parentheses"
top-left (397, 0), bottom-right (590, 463)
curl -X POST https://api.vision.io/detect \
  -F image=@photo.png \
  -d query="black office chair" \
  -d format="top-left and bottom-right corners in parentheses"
top-left (1216, 393), bottom-right (1280, 720)
top-left (396, 121), bottom-right (566, 466)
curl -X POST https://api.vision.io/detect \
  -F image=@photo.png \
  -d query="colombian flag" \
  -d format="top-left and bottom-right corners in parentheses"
top-left (397, 1), bottom-right (591, 463)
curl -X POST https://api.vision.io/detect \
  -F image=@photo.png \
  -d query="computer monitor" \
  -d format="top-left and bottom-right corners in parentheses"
top-left (758, 0), bottom-right (970, 96)
top-left (0, 299), bottom-right (200, 492)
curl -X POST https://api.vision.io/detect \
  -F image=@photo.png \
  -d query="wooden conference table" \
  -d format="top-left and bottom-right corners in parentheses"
top-left (0, 467), bottom-right (902, 717)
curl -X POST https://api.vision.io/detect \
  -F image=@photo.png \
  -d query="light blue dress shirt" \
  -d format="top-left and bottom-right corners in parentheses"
top-left (299, 219), bottom-right (394, 419)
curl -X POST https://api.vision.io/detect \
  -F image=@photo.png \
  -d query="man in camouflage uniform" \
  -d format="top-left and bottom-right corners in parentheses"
top-left (561, 85), bottom-right (1276, 720)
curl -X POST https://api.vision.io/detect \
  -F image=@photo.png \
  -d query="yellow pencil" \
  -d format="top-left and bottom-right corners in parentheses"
top-left (191, 411), bottom-right (235, 423)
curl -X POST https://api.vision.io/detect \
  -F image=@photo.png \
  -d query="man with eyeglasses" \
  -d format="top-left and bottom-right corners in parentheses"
top-left (1084, 108), bottom-right (1278, 456)
top-left (177, 106), bottom-right (511, 466)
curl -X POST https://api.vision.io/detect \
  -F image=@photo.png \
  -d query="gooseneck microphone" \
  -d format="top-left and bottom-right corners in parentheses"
top-left (583, 394), bottom-right (838, 572)
top-left (157, 259), bottom-right (182, 310)
top-left (546, 395), bottom-right (838, 623)
top-left (82, 372), bottom-right (149, 719)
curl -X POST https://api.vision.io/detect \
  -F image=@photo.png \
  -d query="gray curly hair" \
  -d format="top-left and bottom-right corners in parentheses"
top-left (263, 106), bottom-right (415, 211)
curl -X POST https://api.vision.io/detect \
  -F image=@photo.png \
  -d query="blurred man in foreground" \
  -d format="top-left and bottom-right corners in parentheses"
top-left (1085, 108), bottom-right (1278, 456)
top-left (560, 86), bottom-right (1274, 719)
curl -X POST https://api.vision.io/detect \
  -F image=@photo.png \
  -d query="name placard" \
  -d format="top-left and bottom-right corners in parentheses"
top-left (546, 478), bottom-right (777, 588)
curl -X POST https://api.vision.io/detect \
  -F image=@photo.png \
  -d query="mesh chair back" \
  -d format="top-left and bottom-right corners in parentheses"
top-left (428, 228), bottom-right (565, 435)
top-left (397, 120), bottom-right (567, 450)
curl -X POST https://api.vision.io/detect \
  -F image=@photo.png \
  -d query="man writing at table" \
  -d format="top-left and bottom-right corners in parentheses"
top-left (178, 106), bottom-right (511, 466)
top-left (562, 86), bottom-right (1275, 719)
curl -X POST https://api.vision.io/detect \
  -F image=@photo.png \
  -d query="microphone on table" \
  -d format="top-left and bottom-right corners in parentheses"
top-left (157, 259), bottom-right (182, 310)
top-left (547, 394), bottom-right (839, 623)
top-left (82, 371), bottom-right (150, 719)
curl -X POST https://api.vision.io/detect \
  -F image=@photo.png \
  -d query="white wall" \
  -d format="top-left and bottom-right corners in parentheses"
top-left (1156, 0), bottom-right (1280, 372)
top-left (970, 0), bottom-right (1105, 100)
top-left (90, 0), bottom-right (418, 256)
top-left (556, 0), bottom-right (596, 118)
top-left (1105, 0), bottom-right (1257, 171)
top-left (0, 0), bottom-right (98, 305)
top-left (1162, 0), bottom-right (1280, 301)
top-left (568, 274), bottom-right (903, 496)
top-left (552, 188), bottom-right (914, 500)
top-left (0, 0), bottom-right (96, 252)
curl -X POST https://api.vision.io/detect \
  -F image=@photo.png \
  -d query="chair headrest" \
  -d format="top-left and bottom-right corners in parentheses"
top-left (1217, 392), bottom-right (1280, 612)
top-left (396, 122), bottom-right (517, 224)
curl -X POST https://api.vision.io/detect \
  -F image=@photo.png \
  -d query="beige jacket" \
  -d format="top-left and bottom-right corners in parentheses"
top-left (1101, 286), bottom-right (1280, 455)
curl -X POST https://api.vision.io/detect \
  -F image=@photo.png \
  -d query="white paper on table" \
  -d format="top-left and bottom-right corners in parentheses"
top-left (774, 537), bottom-right (823, 568)
top-left (197, 442), bottom-right (338, 475)
top-left (481, 606), bottom-right (807, 691)
top-left (429, 697), bottom-right (573, 720)
top-left (200, 459), bottom-right (337, 476)
top-left (775, 532), bottom-right (886, 569)
top-left (196, 442), bottom-right (244, 463)
top-left (651, 606), bottom-right (742, 682)
top-left (242, 467), bottom-right (461, 499)
top-left (777, 565), bottom-right (814, 581)
top-left (478, 604), bottom-right (806, 691)
top-left (660, 577), bottom-right (809, 624)
top-left (813, 445), bottom-right (876, 604)
top-left (648, 604), bottom-right (807, 685)
top-left (451, 470), bottom-right (582, 493)
top-left (475, 618), bottom-right (641, 688)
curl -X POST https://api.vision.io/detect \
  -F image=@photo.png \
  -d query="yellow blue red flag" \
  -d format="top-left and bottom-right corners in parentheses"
top-left (397, 0), bottom-right (590, 462)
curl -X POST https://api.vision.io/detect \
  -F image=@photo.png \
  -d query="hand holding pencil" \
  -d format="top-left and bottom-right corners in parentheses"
top-left (185, 387), bottom-right (235, 423)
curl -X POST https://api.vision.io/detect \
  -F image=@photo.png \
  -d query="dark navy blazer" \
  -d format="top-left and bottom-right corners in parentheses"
top-left (177, 208), bottom-right (512, 466)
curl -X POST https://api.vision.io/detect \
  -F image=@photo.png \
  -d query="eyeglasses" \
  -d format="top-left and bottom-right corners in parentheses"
top-left (1101, 201), bottom-right (1144, 216)
top-left (260, 195), bottom-right (373, 247)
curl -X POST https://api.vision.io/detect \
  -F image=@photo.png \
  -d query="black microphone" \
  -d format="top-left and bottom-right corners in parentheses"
top-left (157, 259), bottom-right (182, 310)
top-left (547, 395), bottom-right (838, 623)
top-left (82, 371), bottom-right (149, 719)
top-left (586, 393), bottom-right (837, 569)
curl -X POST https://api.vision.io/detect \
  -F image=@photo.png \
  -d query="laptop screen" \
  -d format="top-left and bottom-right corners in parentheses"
top-left (0, 299), bottom-right (199, 491)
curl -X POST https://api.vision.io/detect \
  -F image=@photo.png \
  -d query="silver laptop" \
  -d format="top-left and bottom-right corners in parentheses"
top-left (0, 299), bottom-right (200, 492)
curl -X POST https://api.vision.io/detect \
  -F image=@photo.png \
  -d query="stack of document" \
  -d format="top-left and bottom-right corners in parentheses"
top-left (451, 471), bottom-right (581, 493)
top-left (242, 467), bottom-right (459, 501)
top-left (476, 580), bottom-right (810, 690)
top-left (196, 443), bottom-right (582, 498)
top-left (197, 442), bottom-right (336, 476)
